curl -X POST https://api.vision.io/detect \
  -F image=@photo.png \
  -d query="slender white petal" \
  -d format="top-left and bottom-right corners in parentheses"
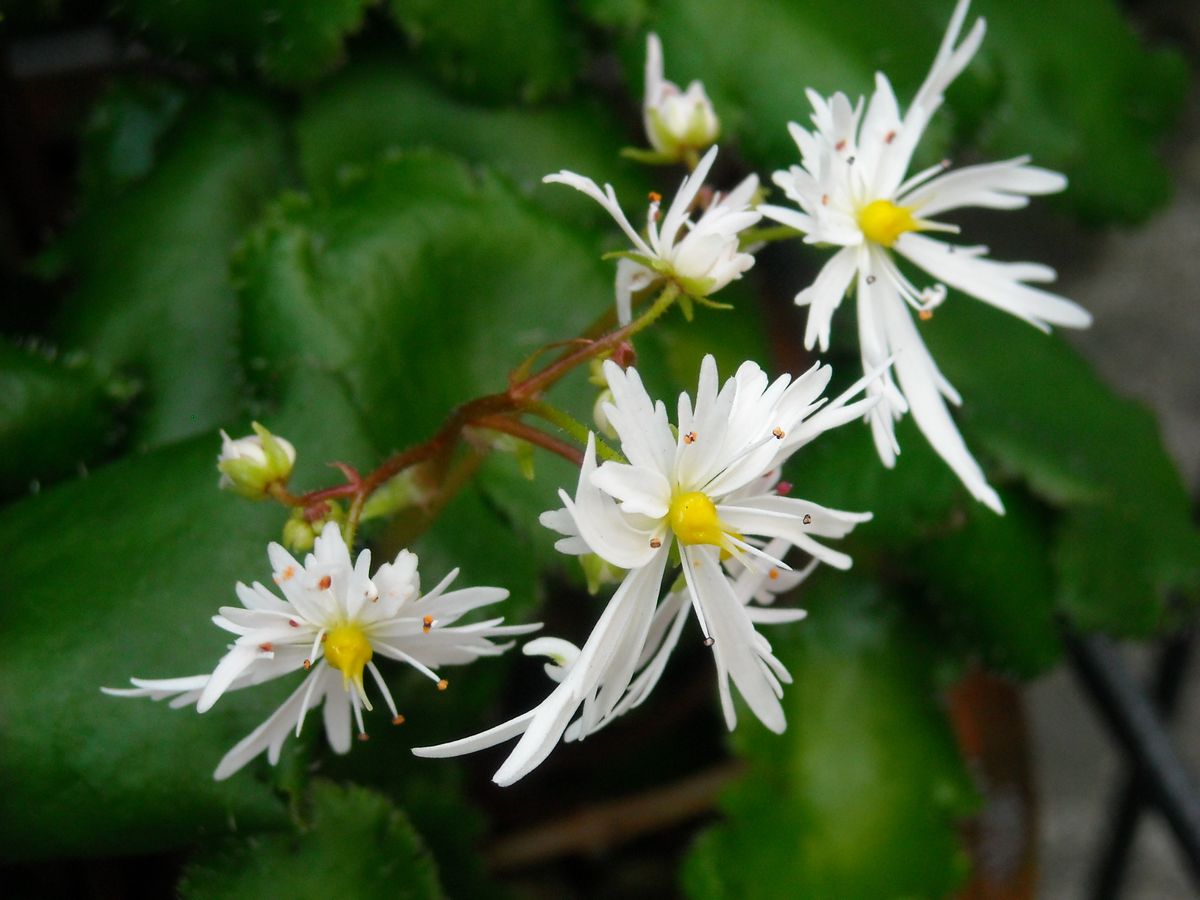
top-left (901, 156), bottom-right (1067, 216)
top-left (685, 546), bottom-right (786, 733)
top-left (796, 246), bottom-right (858, 352)
top-left (896, 233), bottom-right (1092, 330)
top-left (491, 553), bottom-right (668, 786)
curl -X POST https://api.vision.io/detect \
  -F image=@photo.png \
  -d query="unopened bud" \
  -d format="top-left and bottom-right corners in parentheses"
top-left (642, 34), bottom-right (719, 163)
top-left (217, 423), bottom-right (295, 499)
top-left (592, 389), bottom-right (618, 442)
top-left (580, 552), bottom-right (625, 595)
top-left (282, 503), bottom-right (344, 553)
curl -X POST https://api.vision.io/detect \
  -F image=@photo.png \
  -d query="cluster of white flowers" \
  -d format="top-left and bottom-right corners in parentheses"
top-left (108, 0), bottom-right (1089, 785)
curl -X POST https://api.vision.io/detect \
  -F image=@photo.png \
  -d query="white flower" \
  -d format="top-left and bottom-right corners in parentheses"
top-left (642, 33), bottom-right (720, 163)
top-left (103, 523), bottom-right (537, 780)
top-left (545, 145), bottom-right (760, 325)
top-left (760, 0), bottom-right (1091, 515)
top-left (217, 422), bottom-right (296, 499)
top-left (413, 356), bottom-right (872, 785)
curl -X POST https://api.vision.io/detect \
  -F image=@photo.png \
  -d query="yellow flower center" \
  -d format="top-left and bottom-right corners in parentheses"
top-left (325, 624), bottom-right (373, 693)
top-left (669, 491), bottom-right (727, 548)
top-left (857, 199), bottom-right (920, 247)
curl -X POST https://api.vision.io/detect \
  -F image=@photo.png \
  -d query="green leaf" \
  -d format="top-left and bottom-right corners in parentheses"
top-left (638, 0), bottom-right (1185, 223)
top-left (294, 57), bottom-right (647, 225)
top-left (795, 419), bottom-right (1060, 676)
top-left (387, 0), bottom-right (582, 103)
top-left (316, 736), bottom-right (508, 900)
top-left (0, 342), bottom-right (119, 499)
top-left (178, 781), bottom-right (442, 899)
top-left (682, 575), bottom-right (976, 899)
top-left (923, 297), bottom-right (1200, 634)
top-left (77, 79), bottom-right (187, 203)
top-left (0, 436), bottom-right (289, 861)
top-left (113, 0), bottom-right (371, 85)
top-left (49, 89), bottom-right (288, 449)
top-left (920, 493), bottom-right (1061, 676)
top-left (971, 0), bottom-right (1188, 223)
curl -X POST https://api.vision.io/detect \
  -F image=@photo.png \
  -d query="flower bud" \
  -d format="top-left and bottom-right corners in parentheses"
top-left (580, 552), bottom-right (624, 595)
top-left (592, 389), bottom-right (619, 442)
top-left (643, 34), bottom-right (719, 164)
top-left (217, 422), bottom-right (295, 499)
top-left (282, 503), bottom-right (344, 553)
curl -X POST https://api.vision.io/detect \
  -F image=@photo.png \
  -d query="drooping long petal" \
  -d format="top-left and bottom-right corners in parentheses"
top-left (873, 259), bottom-right (1005, 513)
top-left (212, 666), bottom-right (331, 780)
top-left (682, 546), bottom-right (786, 733)
top-left (796, 245), bottom-right (859, 352)
top-left (488, 552), bottom-right (668, 786)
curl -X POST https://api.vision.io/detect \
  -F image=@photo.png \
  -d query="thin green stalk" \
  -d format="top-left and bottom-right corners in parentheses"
top-left (526, 401), bottom-right (625, 463)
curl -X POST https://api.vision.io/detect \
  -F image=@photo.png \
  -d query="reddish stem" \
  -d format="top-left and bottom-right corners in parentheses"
top-left (476, 415), bottom-right (584, 466)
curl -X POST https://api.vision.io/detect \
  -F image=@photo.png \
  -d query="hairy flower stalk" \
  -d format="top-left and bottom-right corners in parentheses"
top-left (104, 524), bottom-right (536, 779)
top-left (414, 356), bottom-right (877, 785)
top-left (760, 0), bottom-right (1091, 513)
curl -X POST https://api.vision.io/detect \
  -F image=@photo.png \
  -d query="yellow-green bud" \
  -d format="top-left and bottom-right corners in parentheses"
top-left (217, 422), bottom-right (295, 500)
top-left (580, 553), bottom-right (625, 595)
top-left (592, 388), bottom-right (618, 441)
top-left (282, 503), bottom-right (344, 553)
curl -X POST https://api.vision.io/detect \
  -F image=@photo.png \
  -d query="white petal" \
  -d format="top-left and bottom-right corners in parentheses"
top-left (212, 667), bottom-right (327, 780)
top-left (896, 233), bottom-right (1091, 330)
top-left (543, 171), bottom-right (653, 257)
top-left (901, 156), bottom-right (1066, 217)
top-left (874, 0), bottom-right (985, 197)
top-left (411, 709), bottom-right (538, 759)
top-left (683, 546), bottom-right (786, 733)
top-left (795, 245), bottom-right (859, 352)
top-left (569, 438), bottom-right (662, 569)
top-left (658, 146), bottom-right (718, 251)
top-left (491, 554), bottom-right (668, 785)
top-left (196, 645), bottom-right (260, 713)
top-left (875, 270), bottom-right (1005, 513)
top-left (603, 361), bottom-right (676, 477)
top-left (591, 462), bottom-right (671, 519)
top-left (322, 677), bottom-right (353, 753)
